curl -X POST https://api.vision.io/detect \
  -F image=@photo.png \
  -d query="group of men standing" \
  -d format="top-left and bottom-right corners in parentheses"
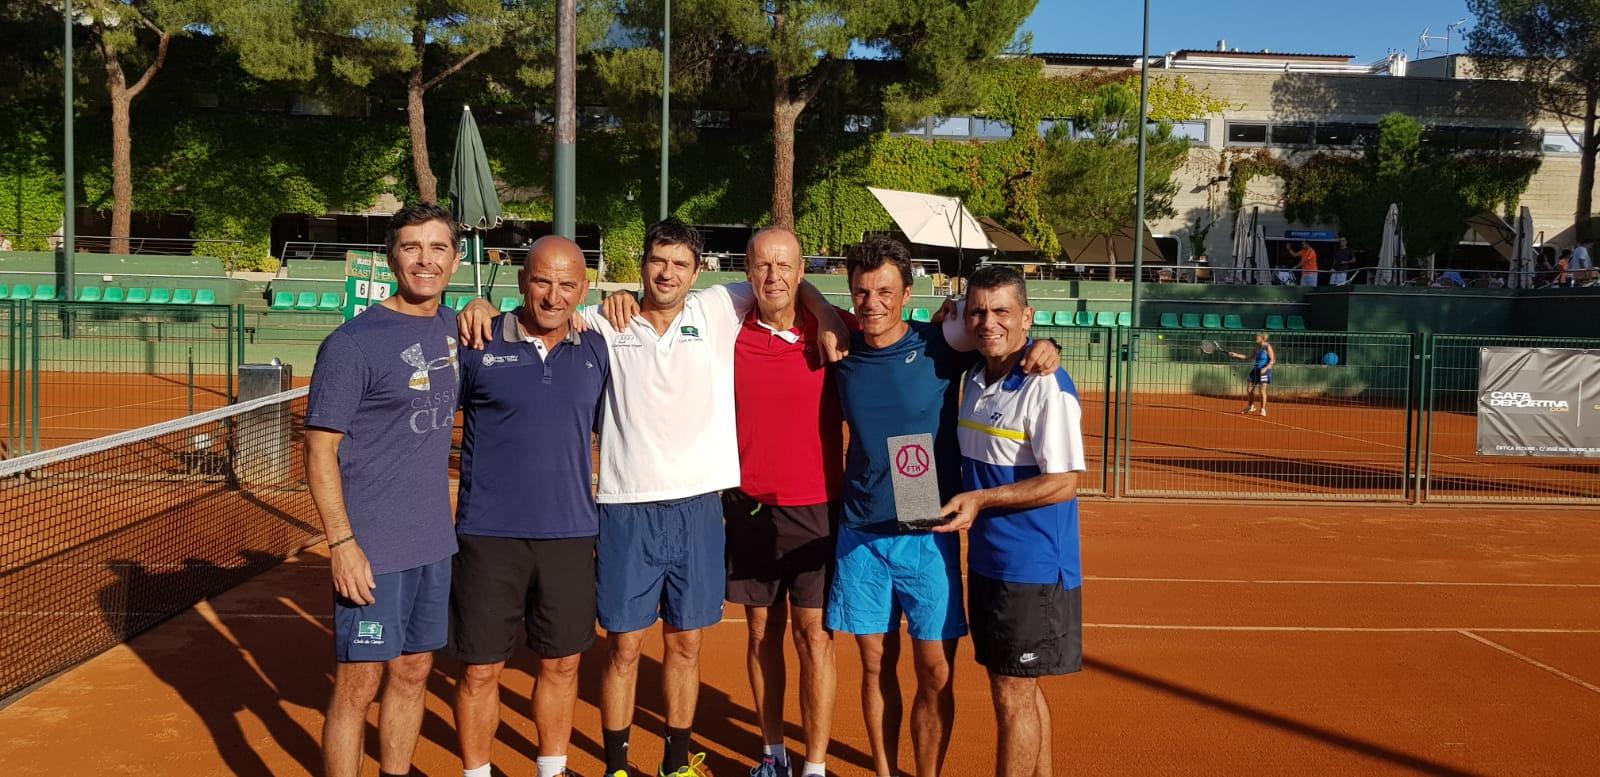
top-left (305, 203), bottom-right (1087, 777)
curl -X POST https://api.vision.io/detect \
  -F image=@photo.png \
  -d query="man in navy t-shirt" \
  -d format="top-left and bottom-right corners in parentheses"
top-left (828, 236), bottom-right (1059, 777)
top-left (448, 236), bottom-right (609, 777)
top-left (305, 203), bottom-right (462, 777)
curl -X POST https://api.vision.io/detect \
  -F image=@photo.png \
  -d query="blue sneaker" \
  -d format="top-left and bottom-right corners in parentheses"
top-left (748, 756), bottom-right (783, 777)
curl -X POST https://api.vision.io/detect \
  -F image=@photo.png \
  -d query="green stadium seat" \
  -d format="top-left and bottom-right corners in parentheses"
top-left (1053, 311), bottom-right (1075, 326)
top-left (1094, 311), bottom-right (1117, 327)
top-left (294, 291), bottom-right (318, 310)
top-left (194, 289), bottom-right (217, 305)
top-left (498, 296), bottom-right (519, 312)
top-left (148, 288), bottom-right (172, 304)
top-left (900, 307), bottom-right (910, 320)
top-left (10, 284), bottom-right (32, 301)
top-left (911, 308), bottom-right (932, 323)
top-left (318, 292), bottom-right (342, 311)
top-left (1201, 313), bottom-right (1222, 329)
top-left (1074, 310), bottom-right (1095, 327)
top-left (126, 288), bottom-right (149, 303)
top-left (0, 284), bottom-right (9, 300)
top-left (172, 288), bottom-right (196, 304)
top-left (77, 286), bottom-right (102, 302)
top-left (1158, 312), bottom-right (1180, 328)
top-left (1033, 310), bottom-right (1053, 326)
top-left (1179, 313), bottom-right (1202, 329)
top-left (34, 285), bottom-right (55, 301)
top-left (1222, 314), bottom-right (1244, 330)
top-left (102, 287), bottom-right (126, 303)
top-left (1264, 314), bottom-right (1285, 330)
top-left (1287, 315), bottom-right (1307, 331)
top-left (1117, 311), bottom-right (1133, 327)
top-left (270, 290), bottom-right (294, 310)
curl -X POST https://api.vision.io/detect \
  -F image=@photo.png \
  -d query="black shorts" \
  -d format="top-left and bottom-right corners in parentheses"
top-left (723, 490), bottom-right (836, 609)
top-left (968, 572), bottom-right (1083, 678)
top-left (448, 534), bottom-right (597, 663)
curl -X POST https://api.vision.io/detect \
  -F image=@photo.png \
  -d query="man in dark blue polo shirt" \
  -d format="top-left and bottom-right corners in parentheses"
top-left (449, 236), bottom-right (609, 777)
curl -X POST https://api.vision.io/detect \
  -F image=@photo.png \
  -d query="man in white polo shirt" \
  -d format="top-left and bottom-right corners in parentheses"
top-left (461, 219), bottom-right (845, 777)
top-left (934, 265), bottom-right (1086, 777)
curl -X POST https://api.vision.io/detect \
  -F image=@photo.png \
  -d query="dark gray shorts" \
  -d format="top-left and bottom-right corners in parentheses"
top-left (968, 572), bottom-right (1082, 678)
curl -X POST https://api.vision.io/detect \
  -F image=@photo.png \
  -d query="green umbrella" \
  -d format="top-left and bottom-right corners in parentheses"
top-left (449, 105), bottom-right (502, 297)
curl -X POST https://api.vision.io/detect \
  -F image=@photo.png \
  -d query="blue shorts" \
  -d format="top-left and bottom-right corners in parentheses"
top-left (333, 556), bottom-right (451, 662)
top-left (826, 525), bottom-right (967, 641)
top-left (1249, 367), bottom-right (1272, 385)
top-left (597, 492), bottom-right (725, 633)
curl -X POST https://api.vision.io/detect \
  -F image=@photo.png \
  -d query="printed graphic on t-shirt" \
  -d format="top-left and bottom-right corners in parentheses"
top-left (402, 336), bottom-right (460, 435)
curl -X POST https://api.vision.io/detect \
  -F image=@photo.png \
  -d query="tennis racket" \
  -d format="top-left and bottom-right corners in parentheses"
top-left (1198, 339), bottom-right (1222, 355)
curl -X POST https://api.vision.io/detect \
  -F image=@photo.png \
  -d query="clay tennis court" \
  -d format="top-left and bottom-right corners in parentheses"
top-left (2, 498), bottom-right (1597, 776)
top-left (4, 371), bottom-right (233, 449)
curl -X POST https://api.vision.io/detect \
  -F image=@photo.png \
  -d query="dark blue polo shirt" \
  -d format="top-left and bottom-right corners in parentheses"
top-left (456, 311), bottom-right (610, 539)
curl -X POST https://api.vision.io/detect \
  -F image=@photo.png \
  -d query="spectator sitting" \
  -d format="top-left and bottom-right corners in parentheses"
top-left (0, 232), bottom-right (12, 252)
top-left (1430, 270), bottom-right (1466, 288)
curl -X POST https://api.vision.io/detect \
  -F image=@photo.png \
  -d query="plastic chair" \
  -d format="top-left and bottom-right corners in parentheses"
top-left (1287, 315), bottom-right (1307, 331)
top-left (270, 291), bottom-right (295, 310)
top-left (1053, 311), bottom-right (1075, 326)
top-left (1179, 313), bottom-right (1202, 329)
top-left (318, 292), bottom-right (342, 311)
top-left (498, 296), bottom-right (519, 312)
top-left (77, 287), bottom-right (102, 302)
top-left (1264, 315), bottom-right (1285, 330)
top-left (0, 284), bottom-right (9, 300)
top-left (1116, 311), bottom-right (1132, 327)
top-left (194, 289), bottom-right (217, 305)
top-left (149, 288), bottom-right (172, 304)
top-left (1073, 310), bottom-right (1095, 327)
top-left (10, 284), bottom-right (33, 301)
top-left (1094, 311), bottom-right (1117, 328)
top-left (103, 287), bottom-right (126, 303)
top-left (126, 288), bottom-right (149, 304)
top-left (1033, 310), bottom-right (1053, 326)
top-left (1222, 314), bottom-right (1244, 330)
top-left (33, 285), bottom-right (56, 301)
top-left (1201, 313), bottom-right (1222, 329)
top-left (911, 308), bottom-right (932, 323)
top-left (172, 289), bottom-right (196, 305)
top-left (294, 291), bottom-right (318, 310)
top-left (1158, 312), bottom-right (1180, 328)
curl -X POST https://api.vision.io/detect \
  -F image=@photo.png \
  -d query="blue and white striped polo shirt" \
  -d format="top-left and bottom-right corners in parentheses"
top-left (956, 359), bottom-right (1086, 587)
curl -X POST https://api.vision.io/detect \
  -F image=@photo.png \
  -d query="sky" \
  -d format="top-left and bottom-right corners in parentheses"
top-left (1024, 0), bottom-right (1473, 65)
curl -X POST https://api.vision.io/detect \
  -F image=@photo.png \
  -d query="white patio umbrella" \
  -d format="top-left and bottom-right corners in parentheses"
top-left (866, 187), bottom-right (995, 251)
top-left (1251, 221), bottom-right (1271, 285)
top-left (1377, 203), bottom-right (1404, 285)
top-left (1512, 206), bottom-right (1535, 289)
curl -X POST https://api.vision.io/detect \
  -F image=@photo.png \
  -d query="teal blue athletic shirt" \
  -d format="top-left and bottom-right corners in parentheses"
top-left (833, 321), bottom-right (976, 533)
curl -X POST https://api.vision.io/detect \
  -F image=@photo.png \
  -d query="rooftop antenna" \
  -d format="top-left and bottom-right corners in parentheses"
top-left (1418, 26), bottom-right (1446, 59)
top-left (1446, 18), bottom-right (1468, 54)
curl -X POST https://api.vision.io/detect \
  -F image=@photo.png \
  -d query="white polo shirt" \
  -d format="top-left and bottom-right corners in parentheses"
top-left (585, 283), bottom-right (754, 503)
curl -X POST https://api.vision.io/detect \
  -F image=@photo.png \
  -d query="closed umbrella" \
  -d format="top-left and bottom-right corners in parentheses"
top-left (1377, 203), bottom-right (1404, 285)
top-left (1228, 208), bottom-right (1249, 284)
top-left (1251, 221), bottom-right (1271, 285)
top-left (1512, 206), bottom-right (1534, 289)
top-left (449, 105), bottom-right (502, 298)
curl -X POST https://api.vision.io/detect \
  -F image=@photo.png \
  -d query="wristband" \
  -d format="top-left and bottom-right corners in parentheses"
top-left (328, 535), bottom-right (356, 550)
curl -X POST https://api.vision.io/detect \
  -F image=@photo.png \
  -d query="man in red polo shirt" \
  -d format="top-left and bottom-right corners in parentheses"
top-left (726, 227), bottom-right (850, 777)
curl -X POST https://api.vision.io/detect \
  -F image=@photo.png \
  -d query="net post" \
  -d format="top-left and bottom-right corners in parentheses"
top-left (187, 347), bottom-right (195, 416)
top-left (30, 300), bottom-right (40, 453)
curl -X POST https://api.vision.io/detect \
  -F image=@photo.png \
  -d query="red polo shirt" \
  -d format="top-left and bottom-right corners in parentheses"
top-left (733, 307), bottom-right (852, 506)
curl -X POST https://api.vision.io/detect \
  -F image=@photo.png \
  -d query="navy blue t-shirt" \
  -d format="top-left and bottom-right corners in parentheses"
top-left (456, 312), bottom-right (610, 539)
top-left (305, 304), bottom-right (461, 575)
top-left (833, 322), bottom-right (976, 532)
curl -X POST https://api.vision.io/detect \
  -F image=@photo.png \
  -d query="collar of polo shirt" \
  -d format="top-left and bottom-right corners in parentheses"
top-left (500, 308), bottom-right (582, 346)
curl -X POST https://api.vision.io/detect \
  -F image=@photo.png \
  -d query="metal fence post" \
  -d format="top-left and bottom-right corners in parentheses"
top-left (29, 301), bottom-right (40, 453)
top-left (1102, 325), bottom-right (1116, 497)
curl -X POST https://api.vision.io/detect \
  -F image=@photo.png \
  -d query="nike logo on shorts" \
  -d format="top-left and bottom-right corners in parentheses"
top-left (1018, 652), bottom-right (1038, 664)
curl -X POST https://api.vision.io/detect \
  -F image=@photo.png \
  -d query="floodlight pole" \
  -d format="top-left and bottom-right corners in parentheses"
top-left (62, 0), bottom-right (76, 302)
top-left (658, 0), bottom-right (671, 220)
top-left (553, 0), bottom-right (576, 239)
top-left (1130, 0), bottom-right (1150, 327)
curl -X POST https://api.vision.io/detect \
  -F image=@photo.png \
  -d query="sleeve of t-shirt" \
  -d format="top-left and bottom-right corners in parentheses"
top-left (939, 299), bottom-right (976, 352)
top-left (1030, 376), bottom-right (1087, 475)
top-left (305, 330), bottom-right (368, 434)
top-left (695, 282), bottom-right (756, 335)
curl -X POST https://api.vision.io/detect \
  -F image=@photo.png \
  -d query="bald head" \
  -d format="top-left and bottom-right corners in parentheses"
top-left (746, 227), bottom-right (804, 322)
top-left (747, 227), bottom-right (801, 258)
top-left (519, 235), bottom-right (590, 336)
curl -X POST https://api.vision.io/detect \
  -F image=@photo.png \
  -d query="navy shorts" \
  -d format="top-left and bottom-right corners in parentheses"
top-left (333, 556), bottom-right (451, 662)
top-left (1249, 367), bottom-right (1272, 385)
top-left (597, 492), bottom-right (725, 633)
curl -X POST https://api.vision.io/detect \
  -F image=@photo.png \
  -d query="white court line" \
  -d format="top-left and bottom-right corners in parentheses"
top-left (1458, 629), bottom-right (1600, 695)
top-left (1087, 575), bottom-right (1600, 589)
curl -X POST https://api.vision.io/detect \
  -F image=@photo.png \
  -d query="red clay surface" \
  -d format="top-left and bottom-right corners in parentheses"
top-left (3, 500), bottom-right (1599, 776)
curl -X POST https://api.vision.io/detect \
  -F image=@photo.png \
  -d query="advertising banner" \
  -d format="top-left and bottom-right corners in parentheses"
top-left (1476, 347), bottom-right (1600, 457)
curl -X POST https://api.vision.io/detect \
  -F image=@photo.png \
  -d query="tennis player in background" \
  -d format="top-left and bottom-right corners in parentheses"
top-left (1227, 332), bottom-right (1276, 417)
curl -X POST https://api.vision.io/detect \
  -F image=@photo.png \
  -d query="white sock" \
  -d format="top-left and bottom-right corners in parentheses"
top-left (536, 755), bottom-right (567, 777)
top-left (763, 743), bottom-right (788, 765)
top-left (802, 761), bottom-right (826, 776)
top-left (464, 764), bottom-right (492, 777)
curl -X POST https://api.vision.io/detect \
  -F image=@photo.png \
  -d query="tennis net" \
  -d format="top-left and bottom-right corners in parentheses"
top-left (0, 387), bottom-right (320, 700)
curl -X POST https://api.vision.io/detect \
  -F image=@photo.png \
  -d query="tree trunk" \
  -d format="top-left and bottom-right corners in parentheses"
top-left (408, 67), bottom-right (436, 203)
top-left (772, 83), bottom-right (802, 230)
top-left (106, 70), bottom-right (133, 255)
top-left (1578, 88), bottom-right (1598, 234)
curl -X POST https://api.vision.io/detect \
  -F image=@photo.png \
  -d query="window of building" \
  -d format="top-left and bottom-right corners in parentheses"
top-left (692, 110), bottom-right (731, 129)
top-left (893, 118), bottom-right (928, 135)
top-left (1038, 118), bottom-right (1071, 139)
top-left (931, 116), bottom-right (972, 137)
top-left (1503, 129), bottom-right (1541, 152)
top-left (1351, 124), bottom-right (1381, 147)
top-left (1270, 123), bottom-right (1313, 146)
top-left (1457, 126), bottom-right (1501, 150)
top-left (843, 114), bottom-right (878, 133)
top-left (1314, 123), bottom-right (1358, 146)
top-left (1421, 126), bottom-right (1458, 149)
top-left (1541, 129), bottom-right (1582, 154)
top-left (974, 119), bottom-right (1014, 140)
top-left (1170, 120), bottom-right (1208, 144)
top-left (1225, 121), bottom-right (1267, 145)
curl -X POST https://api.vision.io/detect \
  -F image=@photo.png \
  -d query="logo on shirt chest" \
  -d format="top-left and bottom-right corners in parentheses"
top-left (680, 325), bottom-right (700, 338)
top-left (613, 333), bottom-right (642, 348)
top-left (402, 337), bottom-right (459, 392)
top-left (482, 352), bottom-right (520, 367)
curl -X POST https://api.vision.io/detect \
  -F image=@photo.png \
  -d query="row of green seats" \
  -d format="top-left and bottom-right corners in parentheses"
top-left (0, 283), bottom-right (216, 304)
top-left (1031, 310), bottom-right (1133, 328)
top-left (271, 290), bottom-right (343, 311)
top-left (1156, 312), bottom-right (1306, 331)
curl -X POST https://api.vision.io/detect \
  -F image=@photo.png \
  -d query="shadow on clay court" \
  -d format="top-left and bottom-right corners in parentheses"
top-left (1087, 657), bottom-right (1492, 777)
top-left (100, 555), bottom-right (328, 777)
